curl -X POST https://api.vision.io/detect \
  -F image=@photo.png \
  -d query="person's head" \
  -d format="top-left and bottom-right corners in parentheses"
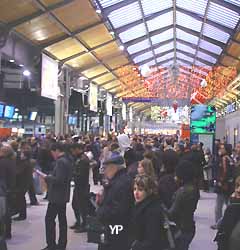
top-left (103, 154), bottom-right (125, 179)
top-left (110, 143), bottom-right (120, 152)
top-left (235, 176), bottom-right (240, 199)
top-left (138, 158), bottom-right (155, 177)
top-left (236, 143), bottom-right (240, 156)
top-left (204, 148), bottom-right (211, 155)
top-left (50, 143), bottom-right (65, 160)
top-left (20, 145), bottom-right (32, 160)
top-left (175, 160), bottom-right (195, 184)
top-left (133, 174), bottom-right (158, 203)
top-left (70, 143), bottom-right (85, 157)
top-left (219, 143), bottom-right (232, 156)
top-left (0, 145), bottom-right (15, 159)
top-left (124, 147), bottom-right (137, 167)
top-left (162, 150), bottom-right (179, 174)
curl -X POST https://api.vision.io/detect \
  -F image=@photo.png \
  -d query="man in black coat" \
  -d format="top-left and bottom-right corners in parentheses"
top-left (69, 143), bottom-right (90, 233)
top-left (41, 143), bottom-right (73, 250)
top-left (0, 145), bottom-right (16, 244)
top-left (97, 154), bottom-right (133, 250)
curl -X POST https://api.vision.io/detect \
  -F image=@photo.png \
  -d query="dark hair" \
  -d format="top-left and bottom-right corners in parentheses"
top-left (224, 144), bottom-right (232, 156)
top-left (176, 160), bottom-right (195, 183)
top-left (70, 143), bottom-right (85, 151)
top-left (51, 143), bottom-right (65, 152)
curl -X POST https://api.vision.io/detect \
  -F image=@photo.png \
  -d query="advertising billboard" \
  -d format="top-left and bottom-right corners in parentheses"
top-left (89, 83), bottom-right (98, 112)
top-left (41, 54), bottom-right (60, 100)
top-left (190, 105), bottom-right (216, 134)
top-left (106, 93), bottom-right (112, 116)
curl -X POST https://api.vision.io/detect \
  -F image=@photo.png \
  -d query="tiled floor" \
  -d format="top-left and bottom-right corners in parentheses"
top-left (7, 190), bottom-right (217, 250)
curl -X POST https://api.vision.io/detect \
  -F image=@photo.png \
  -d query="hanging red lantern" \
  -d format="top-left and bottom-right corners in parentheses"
top-left (172, 101), bottom-right (178, 113)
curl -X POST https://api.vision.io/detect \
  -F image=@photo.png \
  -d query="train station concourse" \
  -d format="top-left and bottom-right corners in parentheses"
top-left (0, 0), bottom-right (240, 250)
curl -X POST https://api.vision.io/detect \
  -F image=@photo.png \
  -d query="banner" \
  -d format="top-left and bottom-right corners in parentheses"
top-left (122, 103), bottom-right (127, 120)
top-left (106, 93), bottom-right (112, 116)
top-left (41, 54), bottom-right (59, 100)
top-left (89, 83), bottom-right (98, 112)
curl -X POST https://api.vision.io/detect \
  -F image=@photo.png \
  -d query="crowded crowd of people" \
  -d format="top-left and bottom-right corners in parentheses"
top-left (0, 132), bottom-right (240, 250)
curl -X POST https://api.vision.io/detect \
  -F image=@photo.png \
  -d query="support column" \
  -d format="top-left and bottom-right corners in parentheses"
top-left (55, 95), bottom-right (64, 136)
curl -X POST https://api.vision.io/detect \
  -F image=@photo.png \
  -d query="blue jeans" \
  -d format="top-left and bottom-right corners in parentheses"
top-left (176, 229), bottom-right (195, 250)
top-left (215, 193), bottom-right (229, 224)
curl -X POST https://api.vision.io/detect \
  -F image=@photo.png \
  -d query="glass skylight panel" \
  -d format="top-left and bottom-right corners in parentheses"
top-left (151, 29), bottom-right (173, 45)
top-left (108, 2), bottom-right (142, 29)
top-left (156, 52), bottom-right (174, 62)
top-left (176, 11), bottom-right (202, 32)
top-left (133, 51), bottom-right (154, 63)
top-left (147, 60), bottom-right (156, 67)
top-left (194, 60), bottom-right (207, 67)
top-left (119, 23), bottom-right (146, 43)
top-left (176, 29), bottom-right (199, 45)
top-left (196, 51), bottom-right (217, 64)
top-left (99, 0), bottom-right (124, 8)
top-left (154, 42), bottom-right (174, 55)
top-left (177, 52), bottom-right (194, 63)
top-left (147, 11), bottom-right (173, 32)
top-left (142, 0), bottom-right (172, 16)
top-left (207, 2), bottom-right (239, 29)
top-left (161, 60), bottom-right (173, 67)
top-left (127, 39), bottom-right (150, 54)
top-left (176, 0), bottom-right (208, 16)
top-left (203, 24), bottom-right (230, 43)
top-left (176, 59), bottom-right (190, 66)
top-left (177, 42), bottom-right (196, 54)
top-left (199, 40), bottom-right (222, 55)
top-left (224, 0), bottom-right (240, 7)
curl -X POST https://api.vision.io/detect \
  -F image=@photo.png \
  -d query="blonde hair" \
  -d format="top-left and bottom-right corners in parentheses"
top-left (235, 176), bottom-right (240, 188)
top-left (134, 174), bottom-right (158, 196)
top-left (139, 158), bottom-right (156, 179)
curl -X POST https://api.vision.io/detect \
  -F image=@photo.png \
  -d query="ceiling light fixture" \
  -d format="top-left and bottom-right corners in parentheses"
top-left (119, 45), bottom-right (124, 51)
top-left (9, 59), bottom-right (15, 63)
top-left (23, 70), bottom-right (31, 76)
top-left (19, 64), bottom-right (24, 67)
top-left (96, 9), bottom-right (101, 14)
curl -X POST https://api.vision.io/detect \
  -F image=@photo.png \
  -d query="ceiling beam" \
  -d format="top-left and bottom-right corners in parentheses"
top-left (125, 25), bottom-right (173, 47)
top-left (138, 49), bottom-right (174, 66)
top-left (130, 38), bottom-right (174, 59)
top-left (176, 25), bottom-right (226, 49)
top-left (106, 84), bottom-right (121, 92)
top-left (177, 57), bottom-right (193, 66)
top-left (176, 7), bottom-right (234, 35)
top-left (177, 38), bottom-right (219, 59)
top-left (103, 0), bottom-right (137, 15)
top-left (115, 7), bottom-right (173, 34)
top-left (60, 39), bottom-right (116, 63)
top-left (6, 0), bottom-right (75, 29)
top-left (176, 49), bottom-right (214, 66)
top-left (40, 20), bottom-right (104, 49)
top-left (98, 79), bottom-right (119, 87)
top-left (211, 0), bottom-right (240, 14)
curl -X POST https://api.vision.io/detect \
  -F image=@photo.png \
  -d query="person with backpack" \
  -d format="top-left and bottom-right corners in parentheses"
top-left (214, 176), bottom-right (240, 250)
top-left (130, 174), bottom-right (166, 250)
top-left (167, 160), bottom-right (199, 250)
top-left (211, 144), bottom-right (235, 230)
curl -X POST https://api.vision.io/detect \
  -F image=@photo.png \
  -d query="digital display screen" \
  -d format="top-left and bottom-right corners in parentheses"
top-left (190, 105), bottom-right (216, 134)
top-left (29, 111), bottom-right (38, 121)
top-left (4, 105), bottom-right (15, 119)
top-left (0, 104), bottom-right (4, 118)
top-left (68, 116), bottom-right (77, 125)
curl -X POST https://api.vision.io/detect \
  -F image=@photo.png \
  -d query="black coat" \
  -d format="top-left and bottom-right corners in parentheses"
top-left (158, 174), bottom-right (177, 208)
top-left (0, 157), bottom-right (16, 197)
top-left (168, 183), bottom-right (199, 233)
top-left (97, 169), bottom-right (133, 250)
top-left (16, 159), bottom-right (33, 193)
top-left (45, 154), bottom-right (73, 204)
top-left (130, 195), bottom-right (166, 250)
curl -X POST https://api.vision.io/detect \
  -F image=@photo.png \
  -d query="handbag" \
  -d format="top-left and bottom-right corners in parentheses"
top-left (86, 216), bottom-right (108, 245)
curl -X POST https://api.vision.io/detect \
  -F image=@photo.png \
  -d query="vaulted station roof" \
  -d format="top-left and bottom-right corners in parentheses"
top-left (1, 0), bottom-right (240, 112)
